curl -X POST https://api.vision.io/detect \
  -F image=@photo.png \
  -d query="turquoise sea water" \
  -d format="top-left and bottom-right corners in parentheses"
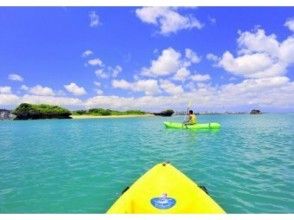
top-left (0, 114), bottom-right (293, 213)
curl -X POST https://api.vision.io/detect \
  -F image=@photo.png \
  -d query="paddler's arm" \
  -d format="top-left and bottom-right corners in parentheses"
top-left (183, 115), bottom-right (192, 124)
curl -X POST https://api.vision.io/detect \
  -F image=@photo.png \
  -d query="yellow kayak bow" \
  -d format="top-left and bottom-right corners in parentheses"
top-left (107, 162), bottom-right (225, 213)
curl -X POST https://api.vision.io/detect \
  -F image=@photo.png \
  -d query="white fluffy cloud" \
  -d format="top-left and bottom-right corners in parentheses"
top-left (64, 83), bottom-right (87, 96)
top-left (142, 48), bottom-right (181, 77)
top-left (0, 93), bottom-right (82, 108)
top-left (173, 67), bottom-right (190, 81)
top-left (84, 77), bottom-right (294, 111)
top-left (0, 86), bottom-right (12, 94)
top-left (0, 94), bottom-right (19, 105)
top-left (190, 74), bottom-right (211, 82)
top-left (95, 65), bottom-right (122, 79)
top-left (29, 85), bottom-right (55, 96)
top-left (136, 7), bottom-right (203, 35)
top-left (237, 29), bottom-right (280, 56)
top-left (84, 95), bottom-right (184, 111)
top-left (208, 16), bottom-right (216, 25)
top-left (22, 95), bottom-right (83, 107)
top-left (8, 74), bottom-right (23, 82)
top-left (185, 48), bottom-right (201, 65)
top-left (1, 76), bottom-right (293, 111)
top-left (280, 37), bottom-right (294, 64)
top-left (221, 76), bottom-right (289, 94)
top-left (210, 26), bottom-right (294, 110)
top-left (94, 81), bottom-right (101, 87)
top-left (142, 47), bottom-right (199, 78)
top-left (2, 21), bottom-right (294, 112)
top-left (112, 78), bottom-right (184, 96)
top-left (111, 65), bottom-right (122, 78)
top-left (95, 89), bottom-right (103, 95)
top-left (95, 69), bottom-right (108, 79)
top-left (217, 76), bottom-right (294, 108)
top-left (88, 58), bottom-right (103, 66)
top-left (159, 80), bottom-right (183, 95)
top-left (85, 95), bottom-right (136, 110)
top-left (86, 54), bottom-right (122, 79)
top-left (173, 70), bottom-right (210, 82)
top-left (89, 11), bottom-right (100, 27)
top-left (112, 79), bottom-right (160, 95)
top-left (20, 85), bottom-right (29, 91)
top-left (82, 50), bottom-right (93, 57)
top-left (218, 28), bottom-right (294, 79)
top-left (218, 51), bottom-right (279, 78)
top-left (285, 18), bottom-right (294, 32)
top-left (206, 53), bottom-right (219, 62)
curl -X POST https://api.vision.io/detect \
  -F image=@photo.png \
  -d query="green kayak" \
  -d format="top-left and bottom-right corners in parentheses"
top-left (164, 121), bottom-right (221, 129)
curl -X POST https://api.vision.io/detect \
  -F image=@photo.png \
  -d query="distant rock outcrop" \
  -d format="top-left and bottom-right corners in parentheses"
top-left (250, 109), bottom-right (262, 114)
top-left (0, 109), bottom-right (15, 120)
top-left (153, 109), bottom-right (174, 117)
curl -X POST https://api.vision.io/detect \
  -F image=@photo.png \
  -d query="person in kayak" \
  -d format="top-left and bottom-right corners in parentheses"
top-left (183, 110), bottom-right (197, 125)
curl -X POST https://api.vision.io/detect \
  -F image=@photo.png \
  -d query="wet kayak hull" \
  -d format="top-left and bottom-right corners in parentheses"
top-left (164, 121), bottom-right (221, 129)
top-left (107, 162), bottom-right (225, 214)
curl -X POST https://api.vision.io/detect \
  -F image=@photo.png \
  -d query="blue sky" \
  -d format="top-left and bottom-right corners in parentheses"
top-left (0, 7), bottom-right (294, 112)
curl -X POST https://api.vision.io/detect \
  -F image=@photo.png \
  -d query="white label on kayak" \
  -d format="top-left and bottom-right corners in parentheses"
top-left (151, 193), bottom-right (176, 209)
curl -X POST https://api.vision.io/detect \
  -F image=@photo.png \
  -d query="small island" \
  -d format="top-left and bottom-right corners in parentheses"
top-left (13, 103), bottom-right (71, 120)
top-left (250, 109), bottom-right (262, 114)
top-left (8, 103), bottom-right (153, 120)
top-left (153, 109), bottom-right (174, 117)
top-left (5, 103), bottom-right (265, 120)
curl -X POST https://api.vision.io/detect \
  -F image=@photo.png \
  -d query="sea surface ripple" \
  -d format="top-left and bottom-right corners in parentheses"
top-left (0, 114), bottom-right (293, 213)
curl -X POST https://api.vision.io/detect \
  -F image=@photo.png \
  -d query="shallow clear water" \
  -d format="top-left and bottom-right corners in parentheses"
top-left (0, 114), bottom-right (293, 213)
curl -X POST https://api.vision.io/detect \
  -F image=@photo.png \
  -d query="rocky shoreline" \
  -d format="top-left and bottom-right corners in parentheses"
top-left (13, 103), bottom-right (71, 120)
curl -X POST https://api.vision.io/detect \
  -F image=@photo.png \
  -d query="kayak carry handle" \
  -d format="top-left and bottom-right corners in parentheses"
top-left (121, 186), bottom-right (130, 194)
top-left (162, 161), bottom-right (170, 166)
top-left (199, 185), bottom-right (209, 195)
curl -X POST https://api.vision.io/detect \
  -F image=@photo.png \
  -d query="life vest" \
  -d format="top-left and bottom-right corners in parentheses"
top-left (190, 114), bottom-right (197, 124)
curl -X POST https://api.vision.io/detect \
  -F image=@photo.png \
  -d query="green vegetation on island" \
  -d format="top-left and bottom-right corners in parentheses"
top-left (13, 103), bottom-right (71, 120)
top-left (8, 103), bottom-right (264, 120)
top-left (11, 104), bottom-right (147, 120)
top-left (250, 109), bottom-right (262, 114)
top-left (72, 108), bottom-right (146, 116)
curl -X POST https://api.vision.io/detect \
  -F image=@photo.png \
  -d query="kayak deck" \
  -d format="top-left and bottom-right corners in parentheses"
top-left (107, 162), bottom-right (225, 214)
top-left (164, 121), bottom-right (221, 129)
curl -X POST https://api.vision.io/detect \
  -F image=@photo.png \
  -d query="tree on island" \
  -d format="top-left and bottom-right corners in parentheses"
top-left (72, 108), bottom-right (146, 116)
top-left (13, 103), bottom-right (71, 120)
top-left (250, 109), bottom-right (262, 114)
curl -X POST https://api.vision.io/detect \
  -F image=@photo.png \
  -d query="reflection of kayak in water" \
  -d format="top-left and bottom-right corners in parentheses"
top-left (164, 121), bottom-right (221, 129)
top-left (107, 162), bottom-right (225, 213)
